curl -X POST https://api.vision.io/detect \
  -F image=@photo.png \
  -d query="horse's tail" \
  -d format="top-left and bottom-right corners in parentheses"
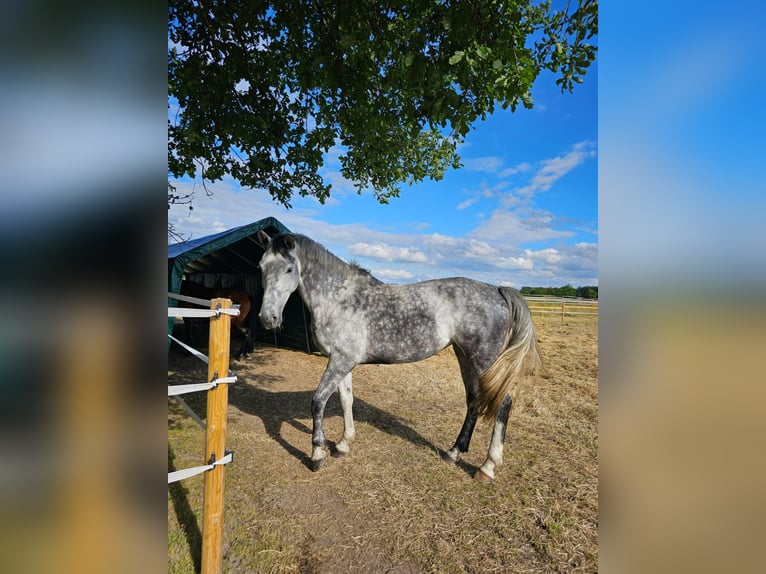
top-left (476, 287), bottom-right (541, 421)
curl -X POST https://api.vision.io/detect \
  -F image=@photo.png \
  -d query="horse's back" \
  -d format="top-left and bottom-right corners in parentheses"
top-left (348, 277), bottom-right (510, 365)
top-left (215, 288), bottom-right (251, 329)
top-left (219, 287), bottom-right (250, 310)
top-left (410, 277), bottom-right (510, 344)
top-left (179, 282), bottom-right (251, 329)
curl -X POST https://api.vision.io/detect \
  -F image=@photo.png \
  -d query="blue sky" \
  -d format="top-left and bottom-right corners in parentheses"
top-left (169, 64), bottom-right (597, 289)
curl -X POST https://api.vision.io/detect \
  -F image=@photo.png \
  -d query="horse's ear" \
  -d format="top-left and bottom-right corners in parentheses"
top-left (256, 230), bottom-right (271, 248)
top-left (284, 235), bottom-right (296, 250)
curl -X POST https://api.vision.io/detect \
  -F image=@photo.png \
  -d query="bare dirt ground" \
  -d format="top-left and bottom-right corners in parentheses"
top-left (169, 316), bottom-right (598, 573)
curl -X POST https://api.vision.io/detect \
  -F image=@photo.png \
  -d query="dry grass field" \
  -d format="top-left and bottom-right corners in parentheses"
top-left (168, 314), bottom-right (597, 573)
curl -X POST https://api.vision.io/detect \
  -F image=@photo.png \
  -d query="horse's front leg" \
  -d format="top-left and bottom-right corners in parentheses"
top-left (235, 327), bottom-right (251, 360)
top-left (311, 358), bottom-right (353, 471)
top-left (333, 373), bottom-right (355, 457)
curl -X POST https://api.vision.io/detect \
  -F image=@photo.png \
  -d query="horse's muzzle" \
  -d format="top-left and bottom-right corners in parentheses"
top-left (258, 311), bottom-right (281, 330)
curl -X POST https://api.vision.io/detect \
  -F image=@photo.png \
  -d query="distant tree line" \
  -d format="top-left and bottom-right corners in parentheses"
top-left (520, 284), bottom-right (598, 299)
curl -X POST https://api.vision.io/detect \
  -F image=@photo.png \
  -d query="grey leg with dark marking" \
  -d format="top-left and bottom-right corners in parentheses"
top-left (443, 393), bottom-right (478, 464)
top-left (311, 357), bottom-right (353, 470)
top-left (475, 394), bottom-right (513, 480)
top-left (444, 345), bottom-right (480, 464)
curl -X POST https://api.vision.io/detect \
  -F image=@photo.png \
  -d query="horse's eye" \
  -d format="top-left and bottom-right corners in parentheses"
top-left (286, 267), bottom-right (293, 274)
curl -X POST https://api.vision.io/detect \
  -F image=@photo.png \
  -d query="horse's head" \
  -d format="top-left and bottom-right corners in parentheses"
top-left (256, 231), bottom-right (301, 330)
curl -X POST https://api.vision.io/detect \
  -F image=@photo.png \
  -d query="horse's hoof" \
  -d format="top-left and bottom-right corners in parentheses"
top-left (311, 457), bottom-right (326, 472)
top-left (331, 449), bottom-right (347, 458)
top-left (473, 469), bottom-right (494, 481)
top-left (440, 450), bottom-right (458, 465)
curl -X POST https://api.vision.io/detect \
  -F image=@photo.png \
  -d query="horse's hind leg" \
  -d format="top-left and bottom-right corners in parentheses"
top-left (475, 394), bottom-right (513, 481)
top-left (443, 403), bottom-right (478, 465)
top-left (443, 345), bottom-right (480, 465)
top-left (333, 373), bottom-right (355, 457)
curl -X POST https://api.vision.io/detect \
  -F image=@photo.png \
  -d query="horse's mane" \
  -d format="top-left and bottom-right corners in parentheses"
top-left (274, 234), bottom-right (383, 285)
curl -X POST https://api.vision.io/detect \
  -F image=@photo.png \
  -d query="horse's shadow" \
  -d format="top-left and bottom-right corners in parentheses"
top-left (229, 373), bottom-right (477, 475)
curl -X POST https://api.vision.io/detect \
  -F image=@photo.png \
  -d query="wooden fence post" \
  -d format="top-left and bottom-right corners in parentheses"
top-left (201, 298), bottom-right (232, 574)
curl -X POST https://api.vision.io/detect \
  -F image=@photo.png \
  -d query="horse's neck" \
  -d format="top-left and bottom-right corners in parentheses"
top-left (296, 243), bottom-right (350, 311)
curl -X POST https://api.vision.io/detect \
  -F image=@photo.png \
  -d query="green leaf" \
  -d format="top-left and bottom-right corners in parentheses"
top-left (448, 51), bottom-right (465, 65)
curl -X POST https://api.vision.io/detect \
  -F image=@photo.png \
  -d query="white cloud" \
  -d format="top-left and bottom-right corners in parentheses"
top-left (413, 231), bottom-right (593, 283)
top-left (464, 239), bottom-right (497, 258)
top-left (463, 156), bottom-right (504, 173)
top-left (456, 181), bottom-right (510, 210)
top-left (525, 248), bottom-right (563, 265)
top-left (515, 140), bottom-right (596, 197)
top-left (463, 156), bottom-right (531, 179)
top-left (471, 208), bottom-right (574, 244)
top-left (500, 162), bottom-right (532, 177)
top-left (456, 142), bottom-right (594, 219)
top-left (573, 242), bottom-right (598, 260)
top-left (423, 233), bottom-right (461, 249)
top-left (521, 244), bottom-right (598, 283)
top-left (420, 234), bottom-right (534, 275)
top-left (374, 269), bottom-right (415, 280)
top-left (347, 242), bottom-right (429, 263)
top-left (457, 197), bottom-right (479, 210)
top-left (496, 256), bottom-right (534, 270)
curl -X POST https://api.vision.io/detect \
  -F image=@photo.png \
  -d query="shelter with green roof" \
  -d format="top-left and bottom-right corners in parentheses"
top-left (168, 217), bottom-right (315, 352)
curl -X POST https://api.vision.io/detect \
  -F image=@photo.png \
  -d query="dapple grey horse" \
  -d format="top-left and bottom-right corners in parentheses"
top-left (256, 231), bottom-right (541, 480)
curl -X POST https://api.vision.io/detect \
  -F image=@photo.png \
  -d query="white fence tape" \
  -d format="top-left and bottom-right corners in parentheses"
top-left (167, 292), bottom-right (212, 307)
top-left (168, 306), bottom-right (240, 319)
top-left (168, 375), bottom-right (237, 397)
top-left (168, 451), bottom-right (233, 484)
top-left (168, 297), bottom-right (238, 487)
top-left (173, 396), bottom-right (207, 431)
top-left (168, 333), bottom-right (209, 363)
top-left (169, 375), bottom-right (238, 430)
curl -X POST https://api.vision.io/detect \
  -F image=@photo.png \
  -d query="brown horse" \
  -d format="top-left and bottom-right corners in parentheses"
top-left (178, 281), bottom-right (255, 360)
